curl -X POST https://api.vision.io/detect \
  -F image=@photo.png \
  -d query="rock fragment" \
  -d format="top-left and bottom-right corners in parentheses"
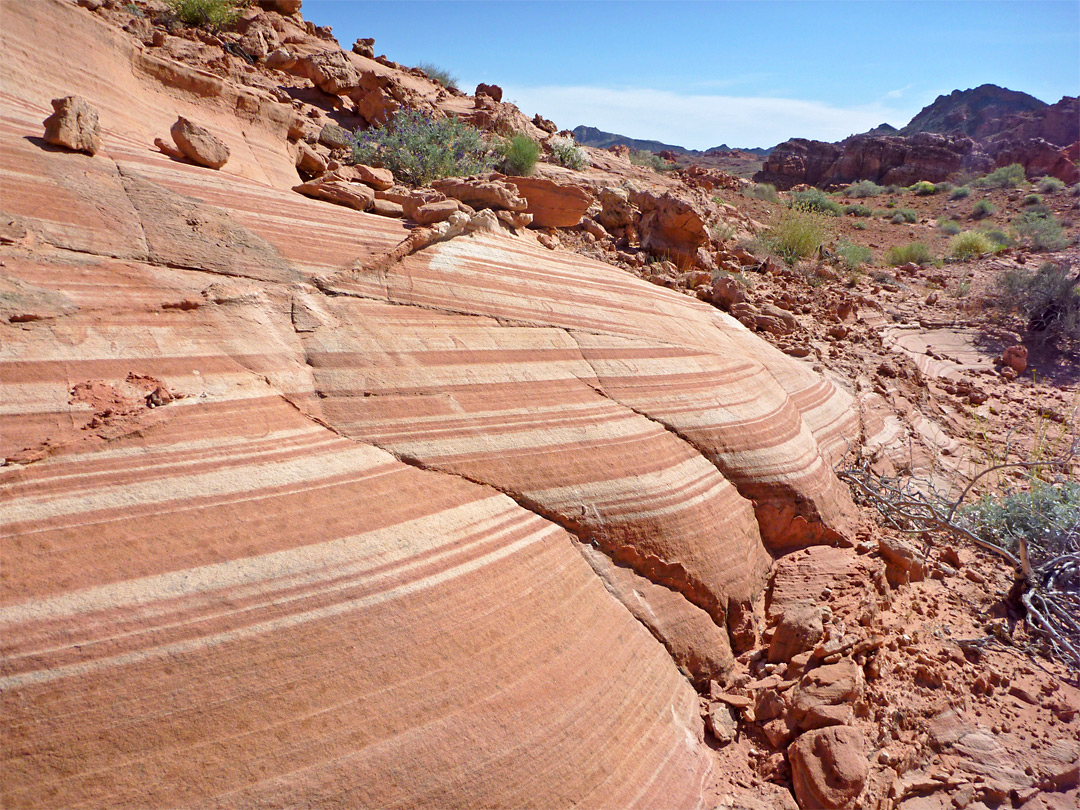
top-left (43, 95), bottom-right (101, 155)
top-left (170, 117), bottom-right (229, 169)
top-left (789, 726), bottom-right (868, 809)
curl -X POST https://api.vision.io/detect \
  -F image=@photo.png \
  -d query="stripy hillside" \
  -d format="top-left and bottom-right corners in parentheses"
top-left (0, 1), bottom-right (862, 808)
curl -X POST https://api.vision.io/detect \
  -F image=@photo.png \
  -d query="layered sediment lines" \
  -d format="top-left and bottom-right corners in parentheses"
top-left (2, 3), bottom-right (859, 806)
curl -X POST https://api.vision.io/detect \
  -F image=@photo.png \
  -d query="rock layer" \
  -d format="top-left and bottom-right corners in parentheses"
top-left (1, 2), bottom-right (861, 807)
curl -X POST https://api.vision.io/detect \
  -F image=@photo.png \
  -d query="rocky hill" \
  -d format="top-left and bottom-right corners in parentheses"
top-left (900, 84), bottom-right (1048, 139)
top-left (2, 2), bottom-right (1077, 810)
top-left (757, 85), bottom-right (1078, 190)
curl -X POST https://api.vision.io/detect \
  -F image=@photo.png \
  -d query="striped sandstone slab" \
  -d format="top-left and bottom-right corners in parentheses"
top-left (2, 397), bottom-right (711, 808)
top-left (2, 2), bottom-right (861, 805)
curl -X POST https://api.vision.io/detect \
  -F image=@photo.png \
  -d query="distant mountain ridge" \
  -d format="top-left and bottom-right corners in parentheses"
top-left (571, 125), bottom-right (773, 157)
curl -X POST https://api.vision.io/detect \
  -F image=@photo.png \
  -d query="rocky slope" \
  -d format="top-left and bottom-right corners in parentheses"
top-left (2, 3), bottom-right (1077, 810)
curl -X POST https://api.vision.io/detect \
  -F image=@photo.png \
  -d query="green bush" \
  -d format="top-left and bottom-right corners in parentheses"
top-left (836, 239), bottom-right (872, 269)
top-left (548, 136), bottom-right (588, 170)
top-left (886, 242), bottom-right (933, 266)
top-left (891, 208), bottom-right (918, 224)
top-left (937, 219), bottom-right (961, 235)
top-left (842, 203), bottom-right (872, 217)
top-left (166, 0), bottom-right (240, 30)
top-left (790, 188), bottom-right (842, 216)
top-left (762, 208), bottom-right (830, 265)
top-left (934, 182), bottom-right (955, 194)
top-left (1037, 176), bottom-right (1066, 194)
top-left (977, 163), bottom-right (1026, 189)
top-left (950, 185), bottom-right (972, 199)
top-left (959, 480), bottom-right (1080, 561)
top-left (416, 62), bottom-right (459, 91)
top-left (911, 180), bottom-right (937, 196)
top-left (980, 226), bottom-right (1012, 249)
top-left (498, 133), bottom-right (540, 176)
top-left (949, 230), bottom-right (993, 260)
top-left (1023, 193), bottom-right (1043, 206)
top-left (1014, 210), bottom-right (1068, 252)
top-left (746, 183), bottom-right (779, 202)
top-left (629, 150), bottom-right (675, 172)
top-left (971, 199), bottom-right (995, 219)
top-left (994, 261), bottom-right (1079, 340)
top-left (845, 180), bottom-right (885, 198)
top-left (350, 109), bottom-right (494, 186)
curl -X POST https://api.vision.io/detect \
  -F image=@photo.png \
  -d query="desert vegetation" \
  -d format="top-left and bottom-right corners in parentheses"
top-left (498, 133), bottom-right (540, 176)
top-left (166, 0), bottom-right (240, 30)
top-left (548, 136), bottom-right (589, 170)
top-left (350, 110), bottom-right (493, 185)
top-left (415, 62), bottom-right (459, 91)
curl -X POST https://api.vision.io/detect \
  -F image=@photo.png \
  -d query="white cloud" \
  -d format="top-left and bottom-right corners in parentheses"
top-left (498, 84), bottom-right (919, 150)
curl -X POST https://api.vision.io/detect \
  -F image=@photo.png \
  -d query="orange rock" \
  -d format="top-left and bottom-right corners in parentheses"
top-left (499, 174), bottom-right (594, 228)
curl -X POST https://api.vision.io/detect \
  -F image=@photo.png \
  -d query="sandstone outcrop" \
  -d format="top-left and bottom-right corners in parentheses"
top-left (42, 95), bottom-right (101, 155)
top-left (499, 174), bottom-right (594, 227)
top-left (1, 2), bottom-right (866, 808)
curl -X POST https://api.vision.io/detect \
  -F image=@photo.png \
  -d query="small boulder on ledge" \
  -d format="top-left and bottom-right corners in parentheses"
top-left (42, 95), bottom-right (101, 155)
top-left (170, 117), bottom-right (229, 169)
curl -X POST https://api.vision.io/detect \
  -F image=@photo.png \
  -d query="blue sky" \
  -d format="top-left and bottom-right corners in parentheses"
top-left (303, 1), bottom-right (1080, 149)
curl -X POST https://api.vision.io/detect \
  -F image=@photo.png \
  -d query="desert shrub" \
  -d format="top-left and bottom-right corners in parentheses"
top-left (980, 226), bottom-right (1012, 249)
top-left (959, 480), bottom-right (1080, 560)
top-left (937, 219), bottom-right (961, 235)
top-left (416, 62), bottom-right (458, 91)
top-left (842, 203), bottom-right (872, 217)
top-left (710, 221), bottom-right (736, 242)
top-left (1038, 176), bottom-right (1066, 194)
top-left (911, 180), bottom-right (937, 196)
top-left (762, 208), bottom-right (830, 264)
top-left (746, 183), bottom-right (779, 202)
top-left (950, 185), bottom-right (972, 199)
top-left (836, 239), bottom-right (872, 269)
top-left (350, 110), bottom-right (494, 186)
top-left (971, 199), bottom-right (995, 219)
top-left (934, 181), bottom-right (955, 194)
top-left (1013, 210), bottom-right (1068, 252)
top-left (994, 261), bottom-right (1079, 340)
top-left (629, 150), bottom-right (675, 172)
top-left (548, 136), bottom-right (588, 170)
top-left (845, 180), bottom-right (886, 198)
top-left (498, 133), bottom-right (540, 176)
top-left (166, 0), bottom-right (240, 30)
top-left (891, 208), bottom-right (918, 224)
top-left (977, 163), bottom-right (1026, 189)
top-left (949, 230), bottom-right (993, 260)
top-left (791, 188), bottom-right (842, 216)
top-left (1069, 183), bottom-right (1080, 197)
top-left (1023, 193), bottom-right (1043, 206)
top-left (886, 242), bottom-right (933, 266)
top-left (853, 220), bottom-right (869, 230)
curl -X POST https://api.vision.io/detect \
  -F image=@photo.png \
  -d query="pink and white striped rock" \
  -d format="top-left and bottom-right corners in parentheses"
top-left (0, 3), bottom-right (861, 808)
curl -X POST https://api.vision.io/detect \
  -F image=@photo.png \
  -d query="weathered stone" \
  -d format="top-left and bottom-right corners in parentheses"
top-left (318, 123), bottom-right (352, 150)
top-left (295, 141), bottom-right (327, 175)
top-left (170, 117), bottom-right (229, 169)
top-left (411, 199), bottom-right (461, 225)
top-left (42, 95), bottom-right (101, 155)
top-left (500, 175), bottom-right (593, 228)
top-left (707, 702), bottom-right (737, 746)
top-left (768, 603), bottom-right (825, 664)
top-left (431, 176), bottom-right (527, 212)
top-left (293, 178), bottom-right (373, 211)
top-left (789, 726), bottom-right (868, 809)
top-left (790, 659), bottom-right (864, 731)
top-left (352, 37), bottom-right (375, 58)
